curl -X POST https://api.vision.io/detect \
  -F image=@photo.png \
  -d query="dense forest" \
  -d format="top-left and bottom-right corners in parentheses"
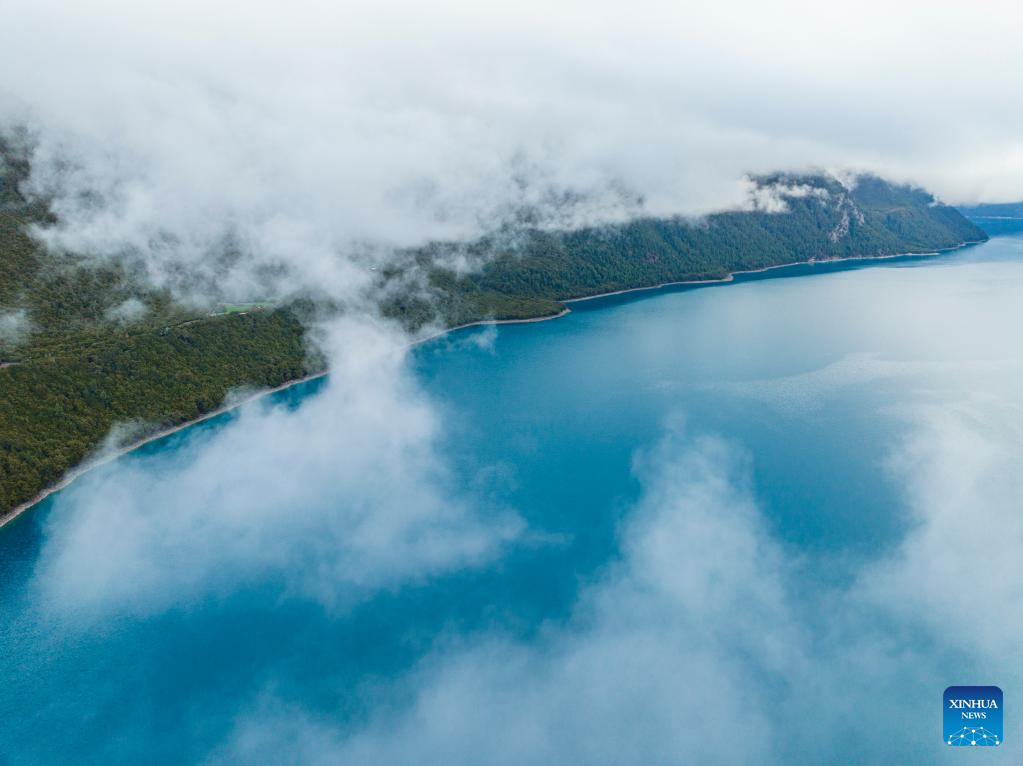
top-left (0, 145), bottom-right (317, 513)
top-left (0, 145), bottom-right (987, 517)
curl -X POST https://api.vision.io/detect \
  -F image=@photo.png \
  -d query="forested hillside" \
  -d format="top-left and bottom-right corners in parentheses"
top-left (0, 145), bottom-right (316, 513)
top-left (0, 152), bottom-right (986, 518)
top-left (447, 174), bottom-right (985, 312)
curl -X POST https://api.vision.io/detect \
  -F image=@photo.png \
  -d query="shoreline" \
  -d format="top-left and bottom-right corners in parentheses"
top-left (0, 239), bottom-right (984, 530)
top-left (560, 240), bottom-right (985, 305)
top-left (0, 372), bottom-right (330, 529)
top-left (0, 310), bottom-right (572, 530)
top-left (415, 308), bottom-right (571, 345)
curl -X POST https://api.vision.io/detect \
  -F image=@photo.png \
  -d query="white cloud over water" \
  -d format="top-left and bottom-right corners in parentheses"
top-left (210, 387), bottom-right (1023, 764)
top-left (861, 396), bottom-right (1023, 659)
top-left (712, 351), bottom-right (1023, 415)
top-left (213, 428), bottom-right (794, 764)
top-left (34, 319), bottom-right (522, 615)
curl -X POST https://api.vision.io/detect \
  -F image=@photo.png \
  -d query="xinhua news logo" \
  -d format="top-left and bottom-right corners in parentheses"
top-left (944, 686), bottom-right (1003, 747)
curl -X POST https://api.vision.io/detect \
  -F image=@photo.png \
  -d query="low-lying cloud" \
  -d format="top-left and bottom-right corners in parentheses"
top-left (0, 308), bottom-right (30, 348)
top-left (34, 318), bottom-right (522, 616)
top-left (2, 0), bottom-right (1023, 306)
top-left (213, 399), bottom-right (1023, 764)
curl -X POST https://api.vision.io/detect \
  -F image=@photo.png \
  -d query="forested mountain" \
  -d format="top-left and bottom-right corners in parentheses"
top-left (408, 174), bottom-right (986, 328)
top-left (0, 144), bottom-right (315, 513)
top-left (0, 152), bottom-right (987, 518)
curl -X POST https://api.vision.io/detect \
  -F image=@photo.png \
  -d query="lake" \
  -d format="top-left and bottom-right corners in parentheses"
top-left (2, 223), bottom-right (1022, 764)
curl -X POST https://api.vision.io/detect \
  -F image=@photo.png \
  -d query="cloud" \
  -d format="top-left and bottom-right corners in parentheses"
top-left (447, 322), bottom-right (500, 353)
top-left (859, 395), bottom-right (1023, 658)
top-left (2, 0), bottom-right (1023, 306)
top-left (32, 317), bottom-right (522, 616)
top-left (0, 309), bottom-right (30, 348)
top-left (744, 179), bottom-right (831, 214)
top-left (104, 296), bottom-right (148, 324)
top-left (211, 400), bottom-right (1023, 765)
top-left (212, 427), bottom-right (790, 764)
top-left (710, 352), bottom-right (1023, 415)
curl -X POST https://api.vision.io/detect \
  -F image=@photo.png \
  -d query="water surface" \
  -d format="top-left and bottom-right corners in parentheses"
top-left (2, 227), bottom-right (1022, 763)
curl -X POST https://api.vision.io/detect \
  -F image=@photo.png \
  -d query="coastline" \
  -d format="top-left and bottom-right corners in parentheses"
top-left (0, 372), bottom-right (331, 529)
top-left (415, 308), bottom-right (571, 346)
top-left (0, 239), bottom-right (984, 530)
top-left (0, 310), bottom-right (571, 530)
top-left (561, 239), bottom-right (986, 305)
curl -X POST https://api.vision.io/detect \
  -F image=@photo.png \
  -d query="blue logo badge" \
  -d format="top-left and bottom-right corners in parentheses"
top-left (944, 686), bottom-right (1002, 746)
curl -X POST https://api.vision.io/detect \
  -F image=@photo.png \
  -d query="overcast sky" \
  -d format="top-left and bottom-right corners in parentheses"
top-left (2, 0), bottom-right (1022, 300)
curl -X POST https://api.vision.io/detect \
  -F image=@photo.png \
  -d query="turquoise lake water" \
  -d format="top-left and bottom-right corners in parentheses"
top-left (2, 223), bottom-right (1022, 764)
